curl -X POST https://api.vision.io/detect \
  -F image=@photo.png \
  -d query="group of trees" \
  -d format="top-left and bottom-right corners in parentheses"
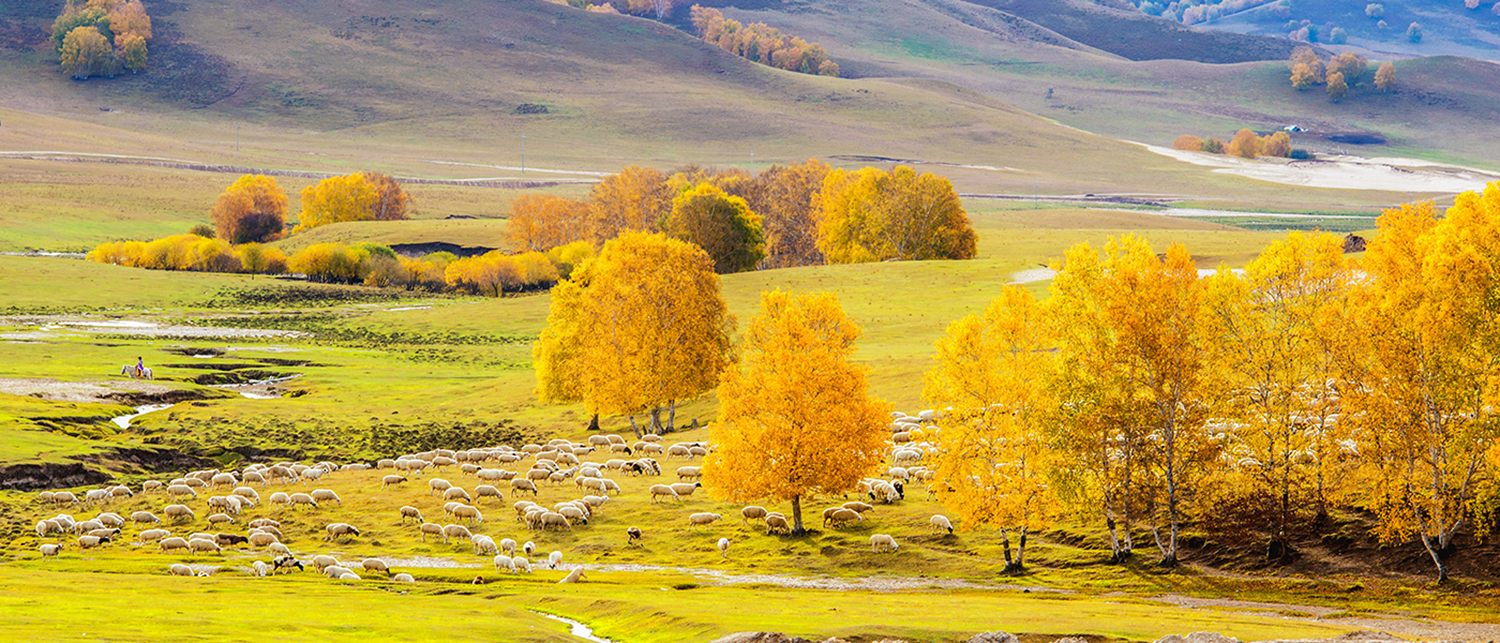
top-left (52, 0), bottom-right (152, 79)
top-left (507, 161), bottom-right (976, 273)
top-left (1288, 48), bottom-right (1395, 101)
top-left (209, 172), bottom-right (412, 245)
top-left (1173, 129), bottom-right (1296, 159)
top-left (690, 6), bottom-right (839, 77)
top-left (923, 184), bottom-right (1500, 581)
top-left (86, 234), bottom-right (288, 275)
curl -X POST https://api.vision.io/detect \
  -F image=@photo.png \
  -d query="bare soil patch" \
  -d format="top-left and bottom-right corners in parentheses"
top-left (0, 378), bottom-right (171, 404)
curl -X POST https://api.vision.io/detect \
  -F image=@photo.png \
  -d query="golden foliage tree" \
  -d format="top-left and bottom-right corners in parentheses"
top-left (818, 165), bottom-right (976, 264)
top-left (289, 243), bottom-right (368, 284)
top-left (925, 285), bottom-right (1060, 572)
top-left (1172, 135), bottom-right (1205, 152)
top-left (1341, 192), bottom-right (1500, 582)
top-left (1289, 46), bottom-right (1325, 81)
top-left (1261, 131), bottom-right (1293, 158)
top-left (1227, 129), bottom-right (1263, 158)
top-left (1202, 232), bottom-right (1353, 550)
top-left (211, 174), bottom-right (289, 244)
top-left (60, 26), bottom-right (110, 79)
top-left (296, 172), bottom-right (380, 233)
top-left (1374, 61), bottom-right (1396, 91)
top-left (690, 5), bottom-right (839, 77)
top-left (588, 166), bottom-right (673, 242)
top-left (507, 194), bottom-right (591, 252)
top-left (1290, 63), bottom-right (1318, 90)
top-left (366, 172), bottom-right (412, 221)
top-left (1329, 52), bottom-right (1368, 81)
top-left (1326, 71), bottom-right (1348, 102)
top-left (1049, 236), bottom-right (1216, 565)
top-left (664, 183), bottom-right (766, 273)
top-left (704, 290), bottom-right (889, 533)
top-left (751, 159), bottom-right (832, 268)
top-left (535, 233), bottom-right (735, 435)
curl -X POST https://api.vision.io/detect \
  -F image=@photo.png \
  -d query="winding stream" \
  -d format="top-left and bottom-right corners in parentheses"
top-left (111, 403), bottom-right (174, 428)
top-left (531, 611), bottom-right (617, 643)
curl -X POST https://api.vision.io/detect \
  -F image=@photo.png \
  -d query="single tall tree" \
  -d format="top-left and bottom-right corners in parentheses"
top-left (818, 165), bottom-right (976, 263)
top-left (925, 285), bottom-right (1060, 572)
top-left (705, 290), bottom-right (889, 533)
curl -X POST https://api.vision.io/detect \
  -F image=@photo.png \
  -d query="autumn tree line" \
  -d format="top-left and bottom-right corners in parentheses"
top-left (509, 161), bottom-right (975, 272)
top-left (530, 182), bottom-right (1500, 579)
top-left (1173, 129), bottom-right (1299, 159)
top-left (51, 0), bottom-right (152, 80)
top-left (1288, 47), bottom-right (1395, 102)
top-left (690, 6), bottom-right (839, 77)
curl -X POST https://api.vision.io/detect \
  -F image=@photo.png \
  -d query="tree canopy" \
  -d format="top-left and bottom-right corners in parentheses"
top-left (210, 174), bottom-right (289, 244)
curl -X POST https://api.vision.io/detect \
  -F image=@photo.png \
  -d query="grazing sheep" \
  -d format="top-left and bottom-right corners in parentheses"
top-left (129, 510), bottom-right (160, 524)
top-left (310, 489), bottom-right (341, 505)
top-left (165, 485), bottom-right (197, 501)
top-left (252, 561), bottom-right (269, 577)
top-left (271, 556), bottom-right (304, 573)
top-left (39, 544), bottom-right (63, 558)
top-left (418, 522), bottom-right (443, 542)
top-left (269, 492), bottom-right (291, 506)
top-left (452, 505), bottom-right (483, 525)
top-left (159, 537), bottom-right (190, 552)
top-left (312, 555), bottom-right (339, 572)
top-left (138, 528), bottom-right (171, 543)
top-left (870, 534), bottom-right (899, 553)
top-left (688, 513), bottom-right (722, 529)
top-left (96, 512), bottom-right (126, 528)
top-left (362, 559), bottom-right (389, 575)
top-left (52, 491), bottom-right (81, 506)
top-left (548, 550), bottom-right (563, 569)
top-left (669, 482), bottom-right (702, 499)
top-left (740, 506), bottom-right (769, 525)
top-left (540, 512), bottom-right (572, 531)
top-left (163, 504), bottom-right (195, 523)
top-left (268, 542), bottom-right (293, 557)
top-left (392, 573), bottom-right (415, 583)
top-left (400, 506), bottom-right (424, 523)
top-left (381, 475), bottom-right (407, 489)
top-left (717, 537), bottom-right (730, 558)
top-left (207, 513), bottom-right (236, 527)
top-left (627, 526), bottom-right (642, 546)
top-left (500, 538), bottom-right (517, 556)
top-left (169, 563), bottom-right (195, 576)
top-left (337, 571), bottom-right (361, 581)
top-left (648, 484), bottom-right (679, 503)
top-left (441, 524), bottom-right (472, 544)
top-left (523, 541), bottom-right (536, 556)
top-left (512, 556), bottom-right (532, 573)
top-left (667, 445), bottom-right (691, 459)
top-left (248, 532), bottom-right (279, 548)
top-left (473, 535), bottom-right (499, 555)
top-left (35, 519), bottom-right (58, 537)
top-left (443, 486), bottom-right (472, 503)
top-left (930, 514), bottom-right (954, 535)
top-left (558, 567), bottom-right (586, 584)
top-left (87, 527), bottom-right (121, 540)
top-left (824, 508), bottom-right (862, 528)
top-left (510, 479), bottom-right (538, 496)
top-left (76, 534), bottom-right (111, 549)
top-left (676, 466), bottom-right (702, 481)
top-left (558, 505), bottom-right (588, 525)
top-left (494, 555), bottom-right (515, 572)
top-left (215, 533), bottom-right (248, 547)
top-left (474, 484), bottom-right (502, 503)
top-left (289, 493), bottom-right (318, 509)
top-left (765, 514), bottom-right (791, 535)
top-left (842, 501), bottom-right (873, 513)
top-left (251, 525), bottom-right (284, 540)
top-left (325, 523), bottom-right (361, 542)
top-left (188, 538), bottom-right (222, 553)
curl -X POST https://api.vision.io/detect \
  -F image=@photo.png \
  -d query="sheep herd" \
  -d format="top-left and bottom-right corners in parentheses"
top-left (24, 409), bottom-right (953, 583)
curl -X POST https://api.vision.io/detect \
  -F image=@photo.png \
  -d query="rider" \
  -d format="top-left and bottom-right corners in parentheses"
top-left (135, 356), bottom-right (144, 378)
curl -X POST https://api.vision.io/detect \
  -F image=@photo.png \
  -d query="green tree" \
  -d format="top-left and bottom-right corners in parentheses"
top-left (664, 183), bottom-right (766, 273)
top-left (59, 26), bottom-right (110, 80)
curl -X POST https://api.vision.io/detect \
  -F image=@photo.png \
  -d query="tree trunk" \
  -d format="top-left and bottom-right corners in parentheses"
top-left (1000, 528), bottom-right (1014, 571)
top-left (1153, 525), bottom-right (1178, 567)
top-left (790, 495), bottom-right (804, 534)
top-left (586, 413), bottom-right (600, 432)
top-left (667, 400), bottom-right (676, 433)
top-left (1015, 527), bottom-right (1028, 572)
top-left (1418, 530), bottom-right (1449, 582)
top-left (627, 414), bottom-right (641, 439)
top-left (649, 407), bottom-right (663, 435)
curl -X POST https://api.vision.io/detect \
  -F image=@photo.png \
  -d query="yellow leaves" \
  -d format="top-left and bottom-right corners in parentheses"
top-left (59, 26), bottom-right (109, 79)
top-left (295, 172), bottom-right (380, 233)
top-left (1290, 62), bottom-right (1318, 89)
top-left (86, 235), bottom-right (285, 274)
top-left (443, 251), bottom-right (558, 296)
top-left (1227, 129), bottom-right (1262, 158)
top-left (1326, 71), bottom-right (1347, 102)
top-left (534, 233), bottom-right (734, 420)
top-left (210, 174), bottom-right (289, 245)
top-left (1172, 135), bottom-right (1205, 152)
top-left (1374, 61), bottom-right (1396, 91)
top-left (925, 285), bottom-right (1060, 532)
top-left (705, 290), bottom-right (889, 512)
top-left (817, 165), bottom-right (976, 264)
top-left (507, 194), bottom-right (591, 253)
top-left (588, 166), bottom-right (673, 243)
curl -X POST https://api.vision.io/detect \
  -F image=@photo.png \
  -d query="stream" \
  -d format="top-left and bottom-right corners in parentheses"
top-left (111, 404), bottom-right (174, 428)
top-left (207, 373), bottom-right (303, 399)
top-left (531, 611), bottom-right (617, 643)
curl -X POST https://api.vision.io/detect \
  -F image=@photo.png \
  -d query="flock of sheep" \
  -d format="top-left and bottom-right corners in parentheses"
top-left (25, 410), bottom-right (952, 583)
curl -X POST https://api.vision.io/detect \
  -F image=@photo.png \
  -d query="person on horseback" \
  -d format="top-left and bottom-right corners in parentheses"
top-left (135, 356), bottom-right (144, 378)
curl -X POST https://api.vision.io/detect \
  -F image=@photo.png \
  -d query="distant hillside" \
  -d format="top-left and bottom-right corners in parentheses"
top-left (1151, 0), bottom-right (1500, 61)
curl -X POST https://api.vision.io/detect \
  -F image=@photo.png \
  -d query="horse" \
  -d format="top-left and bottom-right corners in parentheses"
top-left (121, 365), bottom-right (153, 380)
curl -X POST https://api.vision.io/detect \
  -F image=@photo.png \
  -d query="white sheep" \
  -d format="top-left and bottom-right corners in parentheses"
top-left (473, 535), bottom-right (499, 555)
top-left (441, 524), bottom-right (472, 544)
top-left (870, 534), bottom-right (899, 553)
top-left (392, 573), bottom-right (415, 583)
top-left (169, 563), bottom-right (194, 576)
top-left (163, 504), bottom-right (195, 523)
top-left (362, 559), bottom-right (389, 575)
top-left (548, 550), bottom-right (563, 569)
top-left (138, 528), bottom-right (171, 543)
top-left (930, 514), bottom-right (954, 535)
top-left (452, 505), bottom-right (483, 524)
top-left (252, 561), bottom-right (269, 577)
top-left (310, 489), bottom-right (341, 505)
top-left (400, 506), bottom-right (424, 523)
top-left (312, 555), bottom-right (339, 572)
top-left (494, 555), bottom-right (516, 572)
top-left (39, 544), bottom-right (62, 558)
top-left (419, 522), bottom-right (443, 542)
top-left (500, 538), bottom-right (517, 556)
top-left (188, 538), bottom-right (222, 553)
top-left (325, 523), bottom-right (360, 541)
top-left (687, 512), bottom-right (722, 529)
top-left (717, 537), bottom-right (730, 558)
top-left (558, 567), bottom-right (586, 583)
top-left (648, 484), bottom-right (679, 503)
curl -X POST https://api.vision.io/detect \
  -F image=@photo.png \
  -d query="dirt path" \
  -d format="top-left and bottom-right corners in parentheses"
top-left (1159, 594), bottom-right (1500, 642)
top-left (0, 378), bottom-right (171, 403)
